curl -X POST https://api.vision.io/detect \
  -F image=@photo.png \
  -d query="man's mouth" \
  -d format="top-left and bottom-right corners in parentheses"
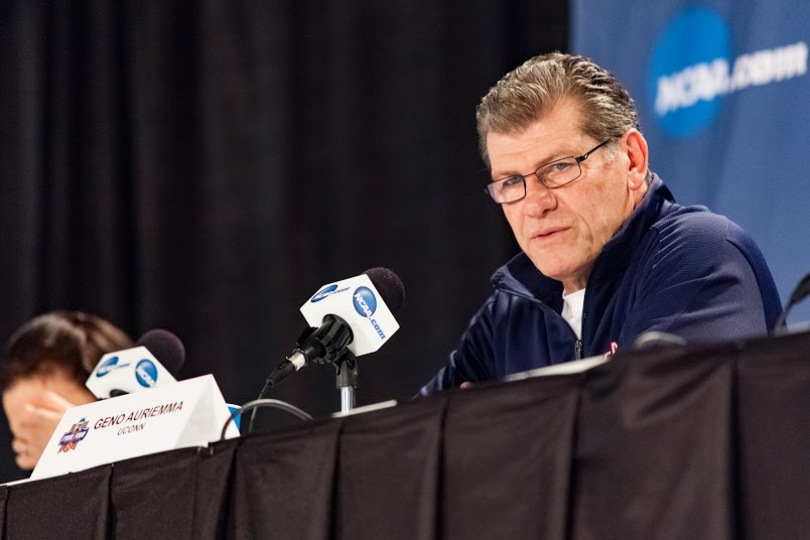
top-left (532, 226), bottom-right (567, 239)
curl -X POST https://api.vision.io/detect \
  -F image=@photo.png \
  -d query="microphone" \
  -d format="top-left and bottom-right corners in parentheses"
top-left (85, 329), bottom-right (187, 399)
top-left (136, 329), bottom-right (186, 375)
top-left (265, 267), bottom-right (405, 388)
top-left (775, 272), bottom-right (810, 332)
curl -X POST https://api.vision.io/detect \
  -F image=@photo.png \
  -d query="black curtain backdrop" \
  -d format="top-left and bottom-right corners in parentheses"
top-left (0, 1), bottom-right (567, 482)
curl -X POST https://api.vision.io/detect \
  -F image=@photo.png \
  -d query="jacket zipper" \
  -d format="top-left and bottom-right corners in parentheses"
top-left (493, 285), bottom-right (587, 362)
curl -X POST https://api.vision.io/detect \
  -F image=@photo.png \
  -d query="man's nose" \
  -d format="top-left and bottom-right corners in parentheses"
top-left (522, 174), bottom-right (556, 215)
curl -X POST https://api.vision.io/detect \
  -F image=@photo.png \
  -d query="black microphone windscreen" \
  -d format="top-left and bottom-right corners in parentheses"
top-left (136, 329), bottom-right (186, 375)
top-left (363, 267), bottom-right (406, 314)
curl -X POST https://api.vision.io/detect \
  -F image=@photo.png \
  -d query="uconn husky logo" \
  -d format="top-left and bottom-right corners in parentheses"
top-left (353, 287), bottom-right (385, 339)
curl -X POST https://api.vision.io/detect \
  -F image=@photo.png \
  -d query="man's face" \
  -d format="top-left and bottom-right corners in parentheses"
top-left (486, 98), bottom-right (648, 293)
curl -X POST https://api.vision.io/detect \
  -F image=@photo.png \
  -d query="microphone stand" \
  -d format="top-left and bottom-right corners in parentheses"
top-left (333, 348), bottom-right (359, 413)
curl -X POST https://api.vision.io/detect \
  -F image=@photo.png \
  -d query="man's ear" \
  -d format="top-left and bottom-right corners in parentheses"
top-left (624, 129), bottom-right (649, 190)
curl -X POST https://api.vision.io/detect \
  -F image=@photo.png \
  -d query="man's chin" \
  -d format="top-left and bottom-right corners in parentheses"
top-left (528, 256), bottom-right (583, 285)
top-left (529, 259), bottom-right (566, 280)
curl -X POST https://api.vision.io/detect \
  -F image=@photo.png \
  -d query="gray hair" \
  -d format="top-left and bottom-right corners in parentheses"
top-left (476, 52), bottom-right (641, 166)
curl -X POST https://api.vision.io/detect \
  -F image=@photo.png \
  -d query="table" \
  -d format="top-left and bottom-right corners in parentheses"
top-left (2, 330), bottom-right (809, 539)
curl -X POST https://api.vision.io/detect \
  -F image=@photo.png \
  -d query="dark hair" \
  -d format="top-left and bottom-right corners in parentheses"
top-left (476, 51), bottom-right (641, 166)
top-left (0, 311), bottom-right (133, 392)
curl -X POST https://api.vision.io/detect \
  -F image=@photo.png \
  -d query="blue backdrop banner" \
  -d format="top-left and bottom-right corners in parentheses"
top-left (573, 0), bottom-right (810, 325)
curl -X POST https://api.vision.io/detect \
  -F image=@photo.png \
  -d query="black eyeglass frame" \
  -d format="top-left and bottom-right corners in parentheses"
top-left (484, 139), bottom-right (612, 204)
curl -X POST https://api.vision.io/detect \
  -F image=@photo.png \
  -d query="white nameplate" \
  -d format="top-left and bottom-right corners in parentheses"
top-left (31, 375), bottom-right (239, 480)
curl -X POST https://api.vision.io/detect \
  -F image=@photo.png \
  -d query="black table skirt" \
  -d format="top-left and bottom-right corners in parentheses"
top-left (3, 330), bottom-right (809, 540)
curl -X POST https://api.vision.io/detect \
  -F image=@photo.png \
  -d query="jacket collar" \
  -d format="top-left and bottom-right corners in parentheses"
top-left (491, 174), bottom-right (673, 309)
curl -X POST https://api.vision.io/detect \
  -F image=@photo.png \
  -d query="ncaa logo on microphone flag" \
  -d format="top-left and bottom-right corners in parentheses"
top-left (311, 283), bottom-right (350, 302)
top-left (299, 272), bottom-right (400, 355)
top-left (312, 284), bottom-right (338, 302)
top-left (648, 5), bottom-right (808, 138)
top-left (353, 287), bottom-right (386, 340)
top-left (135, 359), bottom-right (159, 388)
top-left (95, 355), bottom-right (130, 377)
top-left (353, 287), bottom-right (378, 317)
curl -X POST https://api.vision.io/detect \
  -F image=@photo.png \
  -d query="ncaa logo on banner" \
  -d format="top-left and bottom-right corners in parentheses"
top-left (648, 6), bottom-right (808, 137)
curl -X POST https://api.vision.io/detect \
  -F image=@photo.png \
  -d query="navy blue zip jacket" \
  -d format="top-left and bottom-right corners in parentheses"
top-left (420, 175), bottom-right (782, 395)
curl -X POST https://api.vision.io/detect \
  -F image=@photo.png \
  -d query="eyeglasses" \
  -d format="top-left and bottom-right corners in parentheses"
top-left (484, 139), bottom-right (612, 204)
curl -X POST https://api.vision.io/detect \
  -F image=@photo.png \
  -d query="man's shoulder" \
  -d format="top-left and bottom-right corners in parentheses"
top-left (640, 202), bottom-right (770, 280)
top-left (651, 202), bottom-right (748, 247)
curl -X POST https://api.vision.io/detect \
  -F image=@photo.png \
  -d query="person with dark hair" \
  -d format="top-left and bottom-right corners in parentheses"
top-left (0, 311), bottom-right (133, 470)
top-left (420, 52), bottom-right (782, 394)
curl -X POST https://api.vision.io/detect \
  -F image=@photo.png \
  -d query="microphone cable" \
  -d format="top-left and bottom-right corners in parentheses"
top-left (775, 272), bottom-right (810, 334)
top-left (221, 399), bottom-right (313, 441)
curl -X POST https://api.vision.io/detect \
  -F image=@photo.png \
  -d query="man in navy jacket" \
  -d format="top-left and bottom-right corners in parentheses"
top-left (420, 52), bottom-right (781, 395)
